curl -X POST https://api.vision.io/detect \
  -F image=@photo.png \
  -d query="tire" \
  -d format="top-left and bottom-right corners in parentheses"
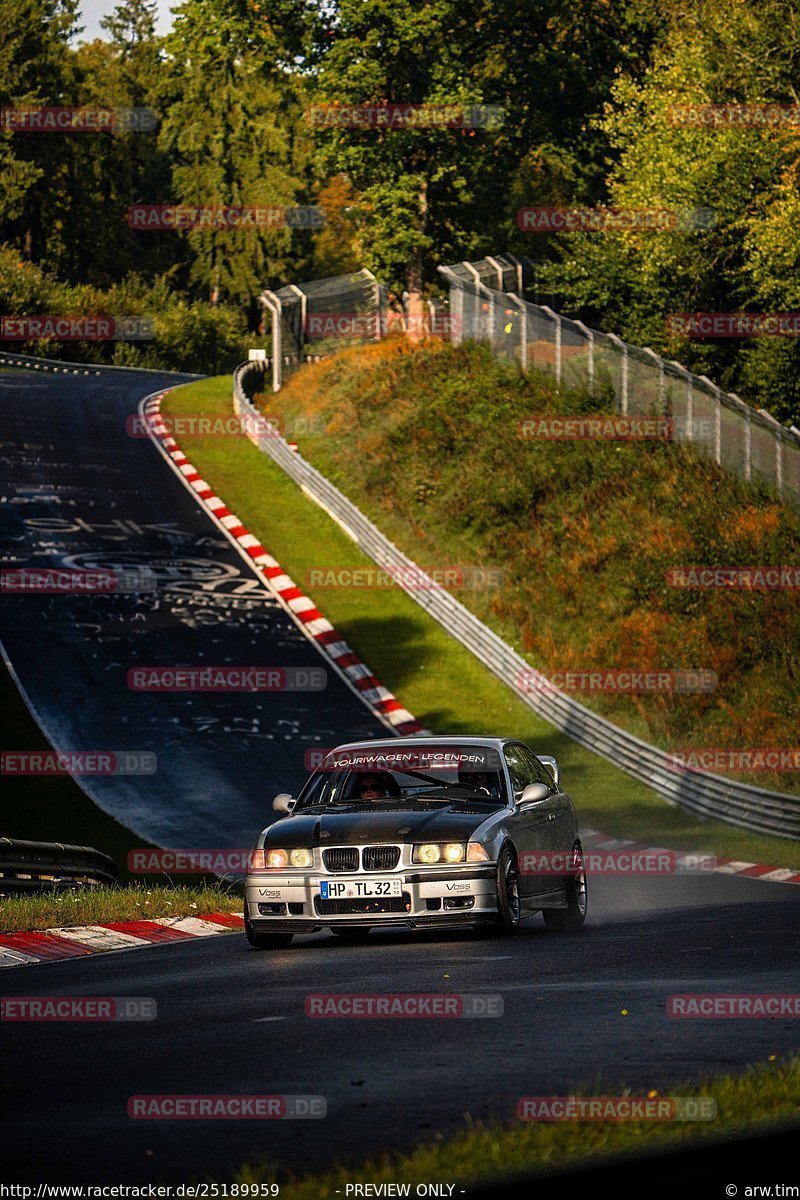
top-left (543, 840), bottom-right (587, 932)
top-left (245, 918), bottom-right (293, 949)
top-left (331, 927), bottom-right (373, 942)
top-left (494, 844), bottom-right (522, 935)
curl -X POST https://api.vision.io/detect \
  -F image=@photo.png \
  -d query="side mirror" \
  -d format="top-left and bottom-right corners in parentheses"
top-left (539, 756), bottom-right (560, 788)
top-left (272, 793), bottom-right (295, 814)
top-left (518, 781), bottom-right (551, 805)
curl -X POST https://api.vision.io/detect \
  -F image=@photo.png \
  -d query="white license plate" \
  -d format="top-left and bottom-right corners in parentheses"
top-left (320, 878), bottom-right (401, 899)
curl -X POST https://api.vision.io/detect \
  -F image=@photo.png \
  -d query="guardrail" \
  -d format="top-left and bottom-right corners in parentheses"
top-left (233, 358), bottom-right (800, 840)
top-left (0, 349), bottom-right (205, 378)
top-left (0, 838), bottom-right (119, 893)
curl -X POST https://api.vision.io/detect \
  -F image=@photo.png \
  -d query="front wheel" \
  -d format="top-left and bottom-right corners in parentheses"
top-left (495, 844), bottom-right (522, 935)
top-left (245, 918), bottom-right (293, 949)
top-left (542, 840), bottom-right (587, 932)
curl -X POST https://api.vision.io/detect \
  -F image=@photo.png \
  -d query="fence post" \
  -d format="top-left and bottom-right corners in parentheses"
top-left (287, 284), bottom-right (307, 355)
top-left (728, 394), bottom-right (751, 481)
top-left (437, 266), bottom-right (464, 346)
top-left (606, 333), bottom-right (628, 413)
top-left (259, 290), bottom-right (282, 392)
top-left (573, 320), bottom-right (594, 394)
top-left (642, 347), bottom-right (665, 414)
top-left (486, 255), bottom-right (505, 291)
top-left (758, 408), bottom-right (785, 494)
top-left (508, 293), bottom-right (527, 372)
top-left (699, 376), bottom-right (722, 465)
top-left (505, 252), bottom-right (525, 293)
top-left (362, 268), bottom-right (382, 339)
top-left (540, 305), bottom-right (562, 386)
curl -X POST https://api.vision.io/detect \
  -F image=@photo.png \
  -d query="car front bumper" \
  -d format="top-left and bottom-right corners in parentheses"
top-left (245, 865), bottom-right (498, 933)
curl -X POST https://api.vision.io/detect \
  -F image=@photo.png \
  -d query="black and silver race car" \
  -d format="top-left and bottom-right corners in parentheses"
top-left (244, 736), bottom-right (587, 947)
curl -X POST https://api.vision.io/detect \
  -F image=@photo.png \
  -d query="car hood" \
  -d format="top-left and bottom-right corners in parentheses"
top-left (264, 805), bottom-right (496, 847)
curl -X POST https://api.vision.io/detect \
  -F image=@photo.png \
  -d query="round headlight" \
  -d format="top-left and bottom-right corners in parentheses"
top-left (443, 843), bottom-right (465, 863)
top-left (289, 848), bottom-right (313, 868)
top-left (266, 848), bottom-right (289, 869)
top-left (417, 843), bottom-right (441, 864)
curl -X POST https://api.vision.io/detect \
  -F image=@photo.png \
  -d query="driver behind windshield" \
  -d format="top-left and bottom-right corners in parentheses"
top-left (457, 765), bottom-right (500, 796)
top-left (351, 771), bottom-right (395, 801)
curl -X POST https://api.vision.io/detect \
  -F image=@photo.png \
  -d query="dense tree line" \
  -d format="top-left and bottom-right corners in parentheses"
top-left (0, 0), bottom-right (798, 419)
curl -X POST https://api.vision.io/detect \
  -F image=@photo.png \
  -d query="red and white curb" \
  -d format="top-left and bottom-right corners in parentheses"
top-left (0, 912), bottom-right (244, 969)
top-left (141, 391), bottom-right (428, 738)
top-left (582, 829), bottom-right (800, 886)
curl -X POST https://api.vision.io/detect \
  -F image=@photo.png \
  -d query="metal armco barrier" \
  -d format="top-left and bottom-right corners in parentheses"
top-left (233, 359), bottom-right (800, 840)
top-left (0, 349), bottom-right (204, 377)
top-left (0, 838), bottom-right (119, 893)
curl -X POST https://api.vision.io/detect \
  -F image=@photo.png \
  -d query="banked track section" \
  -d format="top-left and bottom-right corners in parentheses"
top-left (0, 364), bottom-right (418, 850)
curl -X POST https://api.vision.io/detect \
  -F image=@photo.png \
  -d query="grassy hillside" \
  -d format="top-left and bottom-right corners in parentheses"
top-left (259, 339), bottom-right (800, 796)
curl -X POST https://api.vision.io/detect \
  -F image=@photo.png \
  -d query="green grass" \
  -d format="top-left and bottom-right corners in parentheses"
top-left (0, 883), bottom-right (243, 933)
top-left (232, 1059), bottom-right (799, 1192)
top-left (160, 374), bottom-right (800, 870)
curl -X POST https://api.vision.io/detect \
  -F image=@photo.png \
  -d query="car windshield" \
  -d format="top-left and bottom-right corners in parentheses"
top-left (295, 744), bottom-right (508, 809)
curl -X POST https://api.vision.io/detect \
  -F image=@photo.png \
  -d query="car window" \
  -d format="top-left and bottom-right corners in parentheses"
top-left (503, 744), bottom-right (530, 797)
top-left (518, 746), bottom-right (556, 791)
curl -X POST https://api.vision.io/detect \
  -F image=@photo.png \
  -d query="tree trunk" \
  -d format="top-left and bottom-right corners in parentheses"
top-left (405, 177), bottom-right (428, 341)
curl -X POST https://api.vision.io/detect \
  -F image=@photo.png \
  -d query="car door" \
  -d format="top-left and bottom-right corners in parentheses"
top-left (519, 745), bottom-right (576, 892)
top-left (503, 743), bottom-right (557, 898)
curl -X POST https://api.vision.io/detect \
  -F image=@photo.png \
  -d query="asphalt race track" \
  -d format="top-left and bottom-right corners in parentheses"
top-left (0, 367), bottom-right (382, 847)
top-left (1, 885), bottom-right (798, 1182)
top-left (1, 367), bottom-right (798, 1186)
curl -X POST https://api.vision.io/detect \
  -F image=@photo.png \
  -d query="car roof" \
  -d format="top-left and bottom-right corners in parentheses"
top-left (331, 735), bottom-right (513, 752)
